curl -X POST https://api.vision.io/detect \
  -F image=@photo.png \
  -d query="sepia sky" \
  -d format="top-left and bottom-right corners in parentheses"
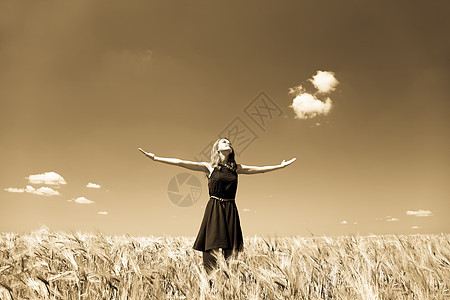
top-left (1, 0), bottom-right (449, 237)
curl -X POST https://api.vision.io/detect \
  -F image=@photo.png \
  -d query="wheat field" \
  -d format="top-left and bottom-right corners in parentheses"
top-left (0, 228), bottom-right (448, 299)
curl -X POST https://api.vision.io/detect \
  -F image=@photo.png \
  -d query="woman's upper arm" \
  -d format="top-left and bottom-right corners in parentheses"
top-left (190, 161), bottom-right (211, 173)
top-left (237, 163), bottom-right (252, 174)
top-left (172, 159), bottom-right (209, 173)
top-left (237, 163), bottom-right (269, 175)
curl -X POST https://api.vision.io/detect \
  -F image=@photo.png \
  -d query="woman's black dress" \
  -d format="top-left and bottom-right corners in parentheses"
top-left (193, 164), bottom-right (244, 252)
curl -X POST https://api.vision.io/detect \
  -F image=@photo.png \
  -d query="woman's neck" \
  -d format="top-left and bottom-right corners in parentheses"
top-left (218, 152), bottom-right (229, 164)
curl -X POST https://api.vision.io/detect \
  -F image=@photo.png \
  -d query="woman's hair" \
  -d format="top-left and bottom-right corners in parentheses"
top-left (209, 137), bottom-right (238, 173)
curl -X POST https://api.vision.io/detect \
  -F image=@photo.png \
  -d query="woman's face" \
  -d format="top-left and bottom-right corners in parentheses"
top-left (217, 138), bottom-right (232, 153)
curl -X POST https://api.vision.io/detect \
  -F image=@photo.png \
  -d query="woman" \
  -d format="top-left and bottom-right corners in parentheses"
top-left (138, 137), bottom-right (296, 274)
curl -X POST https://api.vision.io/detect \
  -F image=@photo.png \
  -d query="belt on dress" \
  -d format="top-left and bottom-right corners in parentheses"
top-left (210, 195), bottom-right (235, 202)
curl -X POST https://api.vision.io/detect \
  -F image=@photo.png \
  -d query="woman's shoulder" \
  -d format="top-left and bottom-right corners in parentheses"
top-left (203, 162), bottom-right (216, 179)
top-left (202, 162), bottom-right (214, 173)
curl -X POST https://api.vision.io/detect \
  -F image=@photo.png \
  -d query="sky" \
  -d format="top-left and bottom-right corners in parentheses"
top-left (1, 0), bottom-right (449, 237)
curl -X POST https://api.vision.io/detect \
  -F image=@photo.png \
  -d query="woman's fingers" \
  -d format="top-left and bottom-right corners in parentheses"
top-left (138, 148), bottom-right (155, 158)
top-left (282, 158), bottom-right (296, 166)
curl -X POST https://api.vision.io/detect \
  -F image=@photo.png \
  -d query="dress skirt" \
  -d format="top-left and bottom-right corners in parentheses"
top-left (193, 197), bottom-right (244, 252)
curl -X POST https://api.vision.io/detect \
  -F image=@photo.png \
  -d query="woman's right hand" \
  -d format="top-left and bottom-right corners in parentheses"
top-left (138, 148), bottom-right (155, 160)
top-left (281, 157), bottom-right (296, 167)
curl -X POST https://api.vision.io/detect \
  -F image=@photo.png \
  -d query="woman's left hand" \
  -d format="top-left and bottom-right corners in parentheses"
top-left (281, 158), bottom-right (296, 167)
top-left (138, 148), bottom-right (156, 160)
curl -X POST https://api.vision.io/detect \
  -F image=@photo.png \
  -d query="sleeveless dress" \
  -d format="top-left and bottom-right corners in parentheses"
top-left (193, 164), bottom-right (244, 252)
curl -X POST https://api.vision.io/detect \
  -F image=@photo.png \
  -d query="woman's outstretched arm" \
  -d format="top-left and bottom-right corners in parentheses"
top-left (138, 148), bottom-right (209, 173)
top-left (237, 158), bottom-right (296, 175)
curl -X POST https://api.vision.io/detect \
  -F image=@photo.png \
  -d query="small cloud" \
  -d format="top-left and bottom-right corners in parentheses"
top-left (98, 211), bottom-right (108, 215)
top-left (309, 71), bottom-right (339, 94)
top-left (25, 186), bottom-right (35, 193)
top-left (140, 49), bottom-right (152, 62)
top-left (353, 221), bottom-right (358, 225)
top-left (411, 226), bottom-right (421, 229)
top-left (71, 197), bottom-right (95, 204)
top-left (243, 208), bottom-right (250, 212)
top-left (31, 186), bottom-right (60, 196)
top-left (289, 92), bottom-right (332, 119)
top-left (4, 187), bottom-right (25, 193)
top-left (340, 220), bottom-right (348, 225)
top-left (27, 172), bottom-right (66, 186)
top-left (87, 182), bottom-right (101, 189)
top-left (387, 217), bottom-right (399, 222)
top-left (288, 84), bottom-right (305, 96)
top-left (6, 185), bottom-right (59, 196)
top-left (406, 210), bottom-right (433, 217)
top-left (375, 217), bottom-right (383, 221)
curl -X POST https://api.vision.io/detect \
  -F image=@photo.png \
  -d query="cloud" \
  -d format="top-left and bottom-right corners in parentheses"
top-left (25, 186), bottom-right (36, 193)
top-left (406, 210), bottom-right (433, 217)
top-left (140, 49), bottom-right (152, 63)
top-left (4, 187), bottom-right (25, 193)
top-left (4, 185), bottom-right (60, 196)
top-left (98, 211), bottom-right (108, 215)
top-left (289, 91), bottom-right (332, 119)
top-left (340, 220), bottom-right (348, 225)
top-left (69, 197), bottom-right (95, 204)
top-left (27, 172), bottom-right (66, 186)
top-left (288, 85), bottom-right (305, 96)
top-left (243, 208), bottom-right (250, 212)
top-left (411, 226), bottom-right (421, 229)
top-left (87, 182), bottom-right (101, 189)
top-left (30, 186), bottom-right (60, 196)
top-left (289, 71), bottom-right (339, 119)
top-left (387, 217), bottom-right (399, 222)
top-left (309, 71), bottom-right (339, 93)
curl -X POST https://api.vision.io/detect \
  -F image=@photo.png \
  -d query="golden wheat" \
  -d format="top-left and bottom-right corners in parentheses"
top-left (0, 227), bottom-right (448, 299)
